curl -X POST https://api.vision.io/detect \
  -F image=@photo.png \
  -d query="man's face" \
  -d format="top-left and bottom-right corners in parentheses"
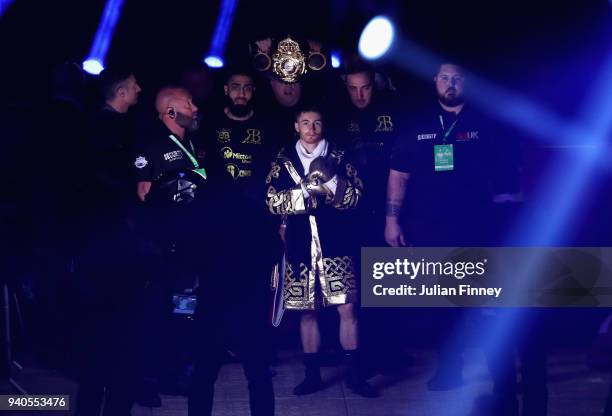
top-left (270, 79), bottom-right (302, 108)
top-left (294, 111), bottom-right (323, 145)
top-left (170, 92), bottom-right (200, 131)
top-left (435, 64), bottom-right (465, 107)
top-left (224, 74), bottom-right (254, 106)
top-left (345, 72), bottom-right (374, 109)
top-left (119, 75), bottom-right (142, 107)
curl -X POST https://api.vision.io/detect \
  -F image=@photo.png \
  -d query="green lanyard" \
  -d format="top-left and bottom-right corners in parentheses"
top-left (439, 115), bottom-right (459, 143)
top-left (169, 134), bottom-right (207, 179)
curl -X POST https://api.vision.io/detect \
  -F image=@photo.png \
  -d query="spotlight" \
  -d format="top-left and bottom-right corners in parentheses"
top-left (359, 16), bottom-right (395, 60)
top-left (83, 0), bottom-right (124, 76)
top-left (0, 0), bottom-right (15, 17)
top-left (82, 58), bottom-right (105, 75)
top-left (204, 56), bottom-right (224, 68)
top-left (331, 51), bottom-right (341, 68)
top-left (202, 0), bottom-right (237, 70)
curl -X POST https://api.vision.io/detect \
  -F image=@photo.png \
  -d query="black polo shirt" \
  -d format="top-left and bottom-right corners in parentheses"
top-left (391, 102), bottom-right (519, 239)
top-left (133, 121), bottom-right (201, 183)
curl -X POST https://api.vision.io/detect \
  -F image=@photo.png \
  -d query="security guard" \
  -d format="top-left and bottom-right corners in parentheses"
top-left (132, 86), bottom-right (205, 407)
top-left (386, 63), bottom-right (535, 415)
top-left (134, 86), bottom-right (204, 201)
top-left (385, 63), bottom-right (519, 247)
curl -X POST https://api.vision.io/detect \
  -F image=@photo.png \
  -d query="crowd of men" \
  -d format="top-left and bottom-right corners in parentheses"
top-left (27, 36), bottom-right (549, 416)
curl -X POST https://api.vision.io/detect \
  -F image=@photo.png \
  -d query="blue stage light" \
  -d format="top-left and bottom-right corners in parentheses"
top-left (370, 30), bottom-right (612, 416)
top-left (359, 16), bottom-right (395, 60)
top-left (0, 0), bottom-right (15, 17)
top-left (203, 0), bottom-right (237, 69)
top-left (204, 56), bottom-right (224, 68)
top-left (82, 0), bottom-right (125, 76)
top-left (82, 58), bottom-right (105, 75)
top-left (506, 51), bottom-right (612, 246)
top-left (331, 51), bottom-right (341, 68)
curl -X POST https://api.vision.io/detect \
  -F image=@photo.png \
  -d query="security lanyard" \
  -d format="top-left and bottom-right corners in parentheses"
top-left (438, 115), bottom-right (459, 143)
top-left (169, 134), bottom-right (207, 179)
top-left (434, 115), bottom-right (458, 172)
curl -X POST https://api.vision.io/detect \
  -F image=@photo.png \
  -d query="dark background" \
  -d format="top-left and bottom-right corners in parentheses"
top-left (0, 0), bottom-right (611, 387)
top-left (0, 0), bottom-right (610, 117)
top-left (0, 0), bottom-right (610, 271)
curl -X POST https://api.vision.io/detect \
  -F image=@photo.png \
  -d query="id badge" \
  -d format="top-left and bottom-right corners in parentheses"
top-left (434, 144), bottom-right (454, 171)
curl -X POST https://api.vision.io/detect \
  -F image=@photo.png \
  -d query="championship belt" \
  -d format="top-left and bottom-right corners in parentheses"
top-left (307, 50), bottom-right (326, 71)
top-left (254, 36), bottom-right (327, 82)
top-left (272, 37), bottom-right (307, 83)
top-left (253, 50), bottom-right (272, 72)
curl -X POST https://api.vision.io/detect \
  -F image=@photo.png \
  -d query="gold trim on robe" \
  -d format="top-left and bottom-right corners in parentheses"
top-left (265, 149), bottom-right (362, 310)
top-left (283, 257), bottom-right (357, 309)
top-left (266, 185), bottom-right (308, 215)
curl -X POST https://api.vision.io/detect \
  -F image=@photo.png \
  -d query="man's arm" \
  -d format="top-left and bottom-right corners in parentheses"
top-left (137, 181), bottom-right (152, 202)
top-left (133, 145), bottom-right (153, 202)
top-left (384, 169), bottom-right (410, 246)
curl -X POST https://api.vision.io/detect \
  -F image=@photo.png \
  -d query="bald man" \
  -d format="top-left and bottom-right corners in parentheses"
top-left (134, 86), bottom-right (201, 201)
top-left (131, 86), bottom-right (205, 407)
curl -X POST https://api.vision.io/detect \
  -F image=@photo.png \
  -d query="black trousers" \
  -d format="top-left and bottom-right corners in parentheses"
top-left (75, 306), bottom-right (141, 416)
top-left (186, 197), bottom-right (277, 415)
top-left (188, 307), bottom-right (274, 416)
top-left (74, 222), bottom-right (145, 416)
top-left (482, 310), bottom-right (548, 416)
top-left (74, 261), bottom-right (142, 415)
